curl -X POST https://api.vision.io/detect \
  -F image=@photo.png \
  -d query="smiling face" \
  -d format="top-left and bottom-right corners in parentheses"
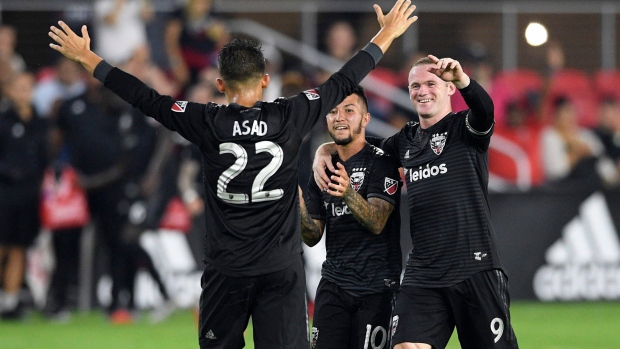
top-left (408, 63), bottom-right (455, 126)
top-left (326, 92), bottom-right (369, 146)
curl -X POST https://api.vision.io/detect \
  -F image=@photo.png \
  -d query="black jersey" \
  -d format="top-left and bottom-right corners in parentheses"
top-left (56, 92), bottom-right (126, 176)
top-left (374, 80), bottom-right (504, 288)
top-left (0, 103), bottom-right (48, 201)
top-left (93, 44), bottom-right (384, 277)
top-left (307, 143), bottom-right (402, 296)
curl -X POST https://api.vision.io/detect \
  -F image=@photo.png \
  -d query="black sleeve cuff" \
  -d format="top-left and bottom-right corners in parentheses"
top-left (458, 78), bottom-right (479, 93)
top-left (361, 43), bottom-right (384, 67)
top-left (93, 60), bottom-right (114, 84)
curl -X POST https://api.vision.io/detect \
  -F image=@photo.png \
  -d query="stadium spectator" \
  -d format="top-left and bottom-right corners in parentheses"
top-left (33, 56), bottom-right (86, 119)
top-left (48, 0), bottom-right (417, 346)
top-left (0, 72), bottom-right (48, 320)
top-left (299, 86), bottom-right (402, 348)
top-left (544, 40), bottom-right (565, 79)
top-left (489, 101), bottom-right (545, 188)
top-left (0, 25), bottom-right (26, 74)
top-left (540, 96), bottom-right (607, 187)
top-left (593, 97), bottom-right (620, 186)
top-left (164, 0), bottom-right (229, 89)
top-left (313, 20), bottom-right (359, 84)
top-left (93, 0), bottom-right (153, 65)
top-left (313, 55), bottom-right (519, 349)
top-left (51, 76), bottom-right (134, 323)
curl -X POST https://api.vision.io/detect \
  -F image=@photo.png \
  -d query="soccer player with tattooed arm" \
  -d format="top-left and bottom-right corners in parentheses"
top-left (299, 86), bottom-right (402, 349)
top-left (313, 56), bottom-right (520, 348)
top-left (47, 0), bottom-right (417, 348)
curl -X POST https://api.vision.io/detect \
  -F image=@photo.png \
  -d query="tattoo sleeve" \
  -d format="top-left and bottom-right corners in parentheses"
top-left (300, 197), bottom-right (325, 247)
top-left (343, 189), bottom-right (394, 235)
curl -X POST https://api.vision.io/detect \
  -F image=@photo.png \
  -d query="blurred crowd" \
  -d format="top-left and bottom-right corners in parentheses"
top-left (0, 0), bottom-right (619, 324)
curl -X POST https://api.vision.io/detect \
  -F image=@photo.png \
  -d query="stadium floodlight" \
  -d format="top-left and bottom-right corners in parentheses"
top-left (525, 22), bottom-right (548, 46)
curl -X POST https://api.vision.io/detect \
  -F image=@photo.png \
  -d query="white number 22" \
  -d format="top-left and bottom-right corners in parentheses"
top-left (490, 318), bottom-right (504, 343)
top-left (217, 141), bottom-right (284, 204)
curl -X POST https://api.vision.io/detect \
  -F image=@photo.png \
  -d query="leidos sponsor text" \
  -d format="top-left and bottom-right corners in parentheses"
top-left (329, 203), bottom-right (351, 216)
top-left (405, 163), bottom-right (447, 182)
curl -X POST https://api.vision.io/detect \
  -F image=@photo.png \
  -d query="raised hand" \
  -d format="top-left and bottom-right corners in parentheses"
top-left (49, 21), bottom-right (102, 74)
top-left (374, 0), bottom-right (418, 37)
top-left (427, 54), bottom-right (471, 89)
top-left (371, 0), bottom-right (418, 53)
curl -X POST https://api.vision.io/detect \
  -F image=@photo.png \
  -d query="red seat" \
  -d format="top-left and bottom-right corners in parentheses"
top-left (594, 70), bottom-right (620, 101)
top-left (541, 69), bottom-right (598, 128)
top-left (490, 69), bottom-right (544, 125)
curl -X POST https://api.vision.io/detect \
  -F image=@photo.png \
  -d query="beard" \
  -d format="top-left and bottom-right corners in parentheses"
top-left (329, 121), bottom-right (363, 145)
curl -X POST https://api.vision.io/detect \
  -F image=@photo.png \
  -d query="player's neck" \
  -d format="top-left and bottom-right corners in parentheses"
top-left (336, 138), bottom-right (366, 162)
top-left (226, 89), bottom-right (263, 108)
top-left (419, 109), bottom-right (452, 129)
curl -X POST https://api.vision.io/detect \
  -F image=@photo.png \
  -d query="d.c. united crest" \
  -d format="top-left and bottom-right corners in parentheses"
top-left (350, 172), bottom-right (365, 192)
top-left (311, 327), bottom-right (319, 348)
top-left (430, 132), bottom-right (448, 155)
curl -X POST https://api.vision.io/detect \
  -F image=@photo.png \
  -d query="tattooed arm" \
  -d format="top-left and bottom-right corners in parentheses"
top-left (299, 186), bottom-right (325, 247)
top-left (328, 163), bottom-right (394, 235)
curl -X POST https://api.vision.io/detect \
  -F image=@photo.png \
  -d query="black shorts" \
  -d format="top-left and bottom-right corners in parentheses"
top-left (198, 255), bottom-right (309, 349)
top-left (311, 278), bottom-right (395, 349)
top-left (0, 199), bottom-right (40, 247)
top-left (391, 270), bottom-right (519, 349)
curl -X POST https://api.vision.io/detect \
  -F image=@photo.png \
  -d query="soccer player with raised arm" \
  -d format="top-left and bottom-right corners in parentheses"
top-left (48, 1), bottom-right (417, 348)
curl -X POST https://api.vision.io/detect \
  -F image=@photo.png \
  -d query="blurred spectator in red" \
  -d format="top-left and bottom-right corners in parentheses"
top-left (489, 100), bottom-right (545, 188)
top-left (0, 72), bottom-right (48, 320)
top-left (0, 25), bottom-right (26, 74)
top-left (93, 0), bottom-right (154, 66)
top-left (164, 0), bottom-right (229, 89)
top-left (541, 97), bottom-right (606, 187)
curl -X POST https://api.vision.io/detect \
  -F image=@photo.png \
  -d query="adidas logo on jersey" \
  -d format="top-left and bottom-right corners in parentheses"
top-left (205, 330), bottom-right (217, 339)
top-left (404, 163), bottom-right (448, 182)
top-left (533, 192), bottom-right (620, 301)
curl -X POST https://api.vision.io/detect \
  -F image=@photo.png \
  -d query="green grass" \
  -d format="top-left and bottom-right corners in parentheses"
top-left (1, 301), bottom-right (619, 348)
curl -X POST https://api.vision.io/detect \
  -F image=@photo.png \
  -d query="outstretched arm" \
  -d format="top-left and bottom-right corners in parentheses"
top-left (327, 163), bottom-right (394, 235)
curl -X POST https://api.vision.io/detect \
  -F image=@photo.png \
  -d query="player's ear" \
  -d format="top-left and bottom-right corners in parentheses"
top-left (446, 81), bottom-right (456, 96)
top-left (362, 112), bottom-right (371, 128)
top-left (261, 74), bottom-right (270, 89)
top-left (216, 78), bottom-right (226, 93)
